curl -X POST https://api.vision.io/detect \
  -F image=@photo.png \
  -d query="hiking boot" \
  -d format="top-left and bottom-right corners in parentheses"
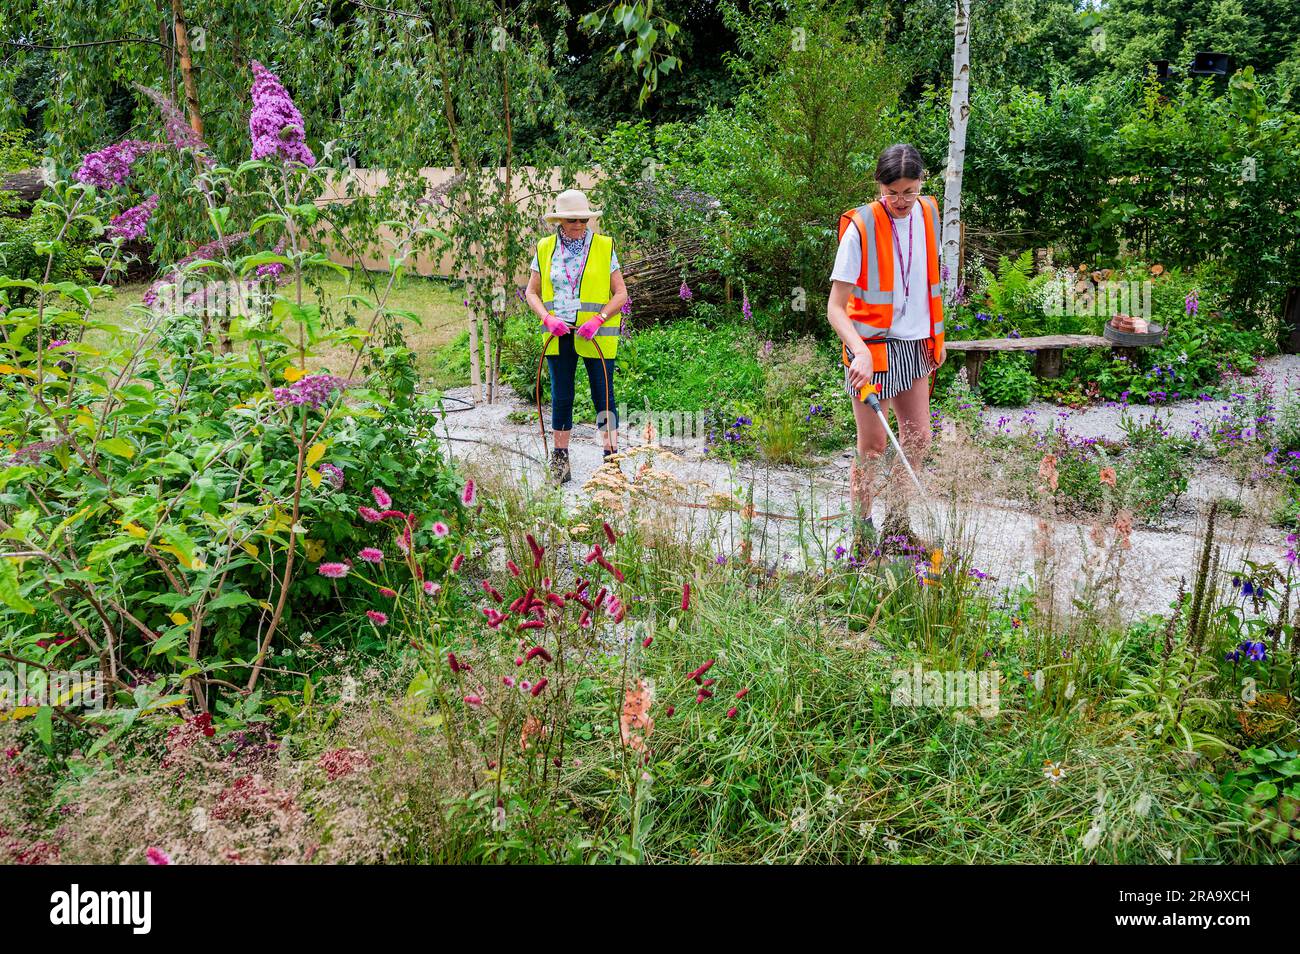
top-left (550, 447), bottom-right (571, 485)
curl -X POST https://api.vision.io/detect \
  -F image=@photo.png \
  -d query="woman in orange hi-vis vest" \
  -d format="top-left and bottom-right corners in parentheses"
top-left (827, 144), bottom-right (946, 561)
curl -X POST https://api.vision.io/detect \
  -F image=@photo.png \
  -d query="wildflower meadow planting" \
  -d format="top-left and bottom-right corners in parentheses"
top-left (1, 1), bottom-right (1298, 915)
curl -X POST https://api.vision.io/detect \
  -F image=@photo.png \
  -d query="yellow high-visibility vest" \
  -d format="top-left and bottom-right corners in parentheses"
top-left (537, 231), bottom-right (619, 359)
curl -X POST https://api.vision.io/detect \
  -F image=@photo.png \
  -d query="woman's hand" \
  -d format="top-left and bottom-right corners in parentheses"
top-left (934, 343), bottom-right (946, 368)
top-left (848, 350), bottom-right (874, 390)
top-left (542, 313), bottom-right (570, 336)
top-left (576, 314), bottom-right (605, 340)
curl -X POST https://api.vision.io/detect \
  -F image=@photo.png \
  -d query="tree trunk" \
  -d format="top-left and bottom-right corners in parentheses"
top-left (170, 0), bottom-right (204, 138)
top-left (941, 0), bottom-right (970, 303)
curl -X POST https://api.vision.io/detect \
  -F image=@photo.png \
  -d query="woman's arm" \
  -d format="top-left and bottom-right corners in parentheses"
top-left (604, 269), bottom-right (628, 317)
top-left (524, 270), bottom-right (550, 322)
top-left (828, 279), bottom-right (874, 389)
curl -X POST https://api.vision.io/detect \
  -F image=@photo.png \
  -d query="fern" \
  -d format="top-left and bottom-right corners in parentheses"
top-left (978, 249), bottom-right (1036, 317)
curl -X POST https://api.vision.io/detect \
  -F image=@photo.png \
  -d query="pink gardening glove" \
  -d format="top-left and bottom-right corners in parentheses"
top-left (541, 314), bottom-right (569, 336)
top-left (576, 315), bottom-right (605, 340)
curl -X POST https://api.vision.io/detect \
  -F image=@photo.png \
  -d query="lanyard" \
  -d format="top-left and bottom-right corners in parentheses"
top-left (886, 205), bottom-right (914, 310)
top-left (557, 229), bottom-right (591, 299)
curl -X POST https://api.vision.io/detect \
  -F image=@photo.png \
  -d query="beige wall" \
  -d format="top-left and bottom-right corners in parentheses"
top-left (312, 166), bottom-right (602, 280)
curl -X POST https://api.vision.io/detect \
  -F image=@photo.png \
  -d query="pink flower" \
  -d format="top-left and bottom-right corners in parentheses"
top-left (365, 610), bottom-right (388, 626)
top-left (358, 506), bottom-right (382, 523)
top-left (726, 707), bottom-right (738, 719)
top-left (603, 521), bottom-right (617, 544)
top-left (463, 694), bottom-right (483, 707)
top-left (146, 846), bottom-right (172, 865)
top-left (318, 562), bottom-right (350, 578)
top-left (688, 659), bottom-right (715, 683)
top-left (432, 522), bottom-right (450, 538)
top-left (371, 486), bottom-right (392, 509)
top-left (461, 479), bottom-right (476, 506)
top-left (682, 582), bottom-right (691, 611)
top-left (530, 678), bottom-right (548, 697)
top-left (735, 687), bottom-right (750, 700)
top-left (378, 587), bottom-right (397, 598)
top-left (423, 581), bottom-right (441, 596)
top-left (503, 676), bottom-right (515, 688)
top-left (507, 559), bottom-right (521, 577)
top-left (359, 547), bottom-right (384, 563)
top-left (451, 554), bottom-right (465, 571)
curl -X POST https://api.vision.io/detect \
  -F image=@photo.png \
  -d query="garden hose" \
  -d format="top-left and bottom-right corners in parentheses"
top-left (535, 323), bottom-right (615, 464)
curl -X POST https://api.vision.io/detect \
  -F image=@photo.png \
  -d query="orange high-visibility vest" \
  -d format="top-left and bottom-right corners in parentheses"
top-left (837, 194), bottom-right (945, 382)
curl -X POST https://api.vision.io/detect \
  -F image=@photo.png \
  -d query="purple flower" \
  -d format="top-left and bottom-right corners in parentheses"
top-left (273, 373), bottom-right (351, 409)
top-left (319, 462), bottom-right (345, 489)
top-left (679, 281), bottom-right (693, 301)
top-left (742, 293), bottom-right (752, 321)
top-left (249, 61), bottom-right (316, 167)
top-left (107, 194), bottom-right (160, 241)
top-left (1185, 290), bottom-right (1198, 316)
top-left (133, 83), bottom-right (214, 163)
top-left (74, 139), bottom-right (163, 189)
top-left (621, 298), bottom-right (632, 316)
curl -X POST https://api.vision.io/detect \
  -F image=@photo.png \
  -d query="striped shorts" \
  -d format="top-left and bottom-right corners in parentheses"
top-left (844, 338), bottom-right (936, 403)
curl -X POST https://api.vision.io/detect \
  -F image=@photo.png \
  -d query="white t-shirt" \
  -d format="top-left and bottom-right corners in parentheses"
top-left (829, 202), bottom-right (932, 340)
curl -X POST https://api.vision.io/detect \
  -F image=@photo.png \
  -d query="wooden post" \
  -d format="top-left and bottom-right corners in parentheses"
top-left (1033, 348), bottom-right (1063, 379)
top-left (964, 351), bottom-right (987, 390)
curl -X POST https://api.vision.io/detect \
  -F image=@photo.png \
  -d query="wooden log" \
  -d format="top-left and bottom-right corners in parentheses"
top-left (963, 351), bottom-right (987, 390)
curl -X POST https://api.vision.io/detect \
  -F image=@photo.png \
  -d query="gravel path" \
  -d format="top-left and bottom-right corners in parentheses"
top-left (434, 354), bottom-right (1296, 623)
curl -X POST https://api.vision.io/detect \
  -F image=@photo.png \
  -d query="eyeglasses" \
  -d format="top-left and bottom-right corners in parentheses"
top-left (880, 191), bottom-right (923, 202)
top-left (562, 217), bottom-right (589, 224)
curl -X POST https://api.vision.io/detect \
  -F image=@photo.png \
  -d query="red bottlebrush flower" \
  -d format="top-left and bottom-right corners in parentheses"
top-left (377, 509), bottom-right (407, 521)
top-left (594, 586), bottom-right (608, 608)
top-left (409, 640), bottom-right (421, 650)
top-left (735, 687), bottom-right (750, 700)
top-left (451, 553), bottom-right (465, 571)
top-left (358, 505), bottom-right (382, 523)
top-left (696, 688), bottom-right (714, 702)
top-left (530, 678), bottom-right (548, 697)
top-left (579, 610), bottom-right (591, 628)
top-left (525, 645), bottom-right (553, 663)
top-left (596, 555), bottom-right (615, 573)
top-left (518, 619), bottom-right (544, 631)
top-left (480, 580), bottom-right (503, 603)
top-left (612, 566), bottom-right (625, 583)
top-left (642, 636), bottom-right (653, 648)
top-left (574, 578), bottom-right (589, 595)
top-left (509, 596), bottom-right (525, 613)
top-left (463, 694), bottom-right (483, 707)
top-left (603, 521), bottom-right (617, 544)
top-left (522, 586), bottom-right (536, 605)
top-left (726, 707), bottom-right (738, 719)
top-left (682, 581), bottom-right (691, 611)
top-left (545, 592), bottom-right (565, 609)
top-left (371, 486), bottom-right (392, 509)
top-left (194, 712), bottom-right (216, 737)
top-left (572, 594), bottom-right (593, 611)
top-left (447, 652), bottom-right (464, 674)
top-left (526, 533), bottom-right (543, 560)
top-left (666, 705), bottom-right (675, 717)
top-left (701, 678), bottom-right (716, 687)
top-left (507, 559), bottom-right (521, 577)
top-left (378, 587), bottom-right (397, 598)
top-left (688, 659), bottom-right (715, 683)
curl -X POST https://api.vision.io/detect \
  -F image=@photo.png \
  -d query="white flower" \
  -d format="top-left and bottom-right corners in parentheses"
top-left (1043, 760), bottom-right (1067, 784)
top-left (1134, 792), bottom-right (1153, 817)
top-left (1082, 825), bottom-right (1104, 850)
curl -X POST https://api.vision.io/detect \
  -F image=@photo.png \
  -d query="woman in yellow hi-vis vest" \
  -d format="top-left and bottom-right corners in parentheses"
top-left (524, 189), bottom-right (629, 484)
top-left (828, 144), bottom-right (946, 560)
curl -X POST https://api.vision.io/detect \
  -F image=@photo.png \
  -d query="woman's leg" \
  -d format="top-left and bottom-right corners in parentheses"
top-left (547, 334), bottom-right (578, 449)
top-left (849, 386), bottom-right (888, 549)
top-left (879, 370), bottom-right (933, 538)
top-left (582, 353), bottom-right (618, 452)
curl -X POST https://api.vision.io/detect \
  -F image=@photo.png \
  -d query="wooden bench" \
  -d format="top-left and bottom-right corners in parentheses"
top-left (945, 334), bottom-right (1151, 390)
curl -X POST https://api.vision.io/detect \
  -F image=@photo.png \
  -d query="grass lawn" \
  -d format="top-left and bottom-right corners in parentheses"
top-left (88, 270), bottom-right (471, 387)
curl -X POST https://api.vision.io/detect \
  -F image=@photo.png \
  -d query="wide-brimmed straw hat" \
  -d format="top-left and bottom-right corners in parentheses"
top-left (543, 189), bottom-right (602, 224)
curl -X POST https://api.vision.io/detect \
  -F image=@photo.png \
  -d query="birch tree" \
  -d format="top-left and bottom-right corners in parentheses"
top-left (941, 0), bottom-right (970, 303)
